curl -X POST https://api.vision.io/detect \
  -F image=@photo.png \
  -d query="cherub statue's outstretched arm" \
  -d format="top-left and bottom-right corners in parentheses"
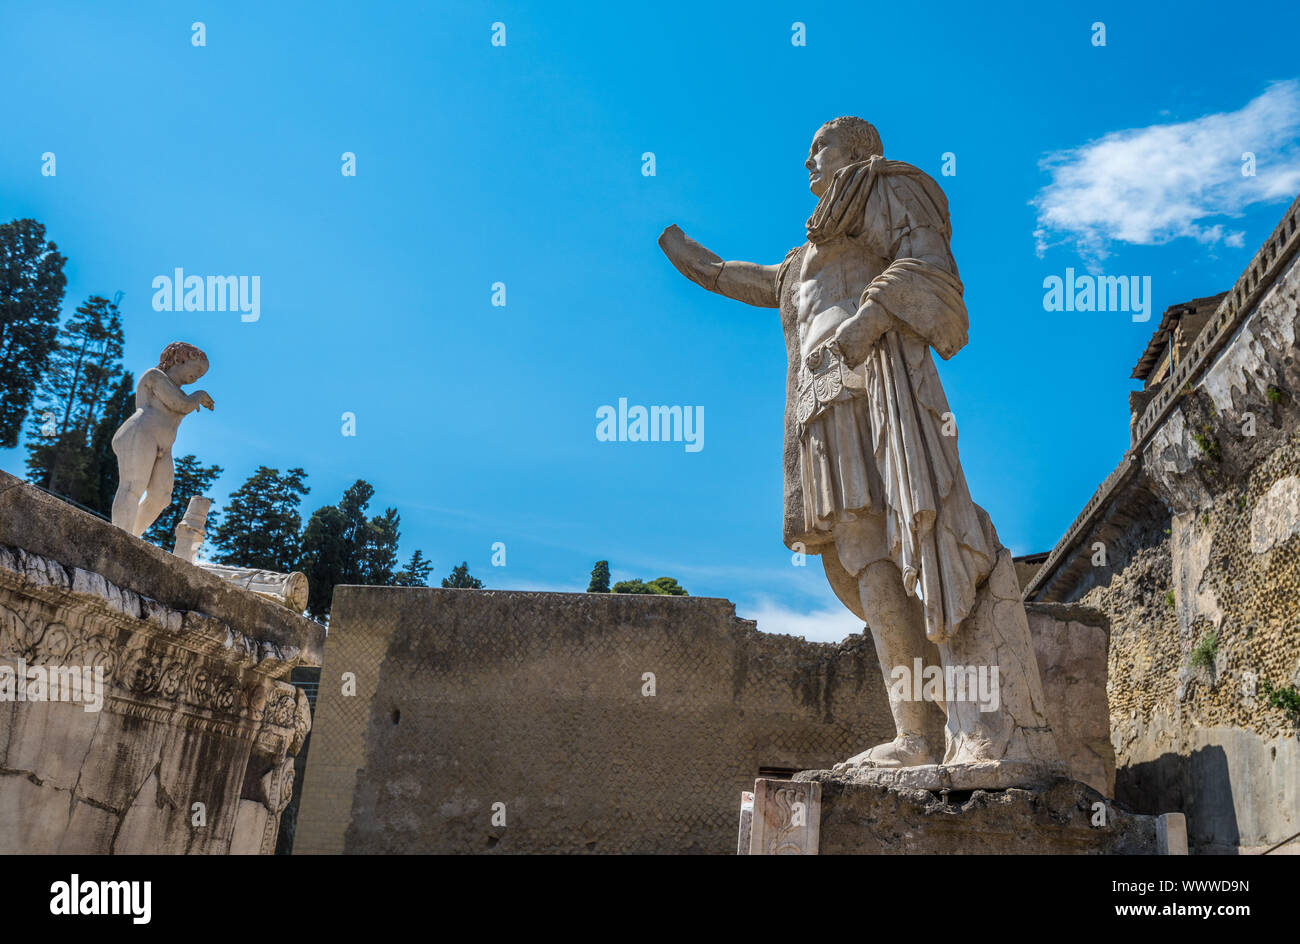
top-left (658, 224), bottom-right (780, 309)
top-left (141, 367), bottom-right (212, 413)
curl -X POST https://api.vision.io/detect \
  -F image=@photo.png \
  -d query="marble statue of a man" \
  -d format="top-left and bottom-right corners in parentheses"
top-left (659, 117), bottom-right (1060, 787)
top-left (110, 341), bottom-right (214, 537)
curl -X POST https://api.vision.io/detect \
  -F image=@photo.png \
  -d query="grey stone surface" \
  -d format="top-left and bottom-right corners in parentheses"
top-left (1114, 717), bottom-right (1300, 854)
top-left (294, 586), bottom-right (895, 855)
top-left (795, 772), bottom-right (1162, 854)
top-left (0, 472), bottom-right (319, 854)
top-left (1157, 812), bottom-right (1189, 855)
top-left (0, 469), bottom-right (322, 663)
top-left (1025, 602), bottom-right (1116, 796)
top-left (813, 759), bottom-right (1066, 792)
top-left (749, 778), bottom-right (820, 855)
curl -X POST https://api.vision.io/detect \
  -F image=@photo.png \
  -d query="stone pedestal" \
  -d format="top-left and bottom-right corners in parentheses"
top-left (824, 759), bottom-right (1067, 793)
top-left (1024, 602), bottom-right (1115, 796)
top-left (771, 771), bottom-right (1182, 854)
top-left (0, 471), bottom-right (322, 854)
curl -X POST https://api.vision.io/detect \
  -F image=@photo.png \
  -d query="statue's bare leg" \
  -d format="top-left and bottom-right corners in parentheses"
top-left (835, 558), bottom-right (943, 769)
top-left (111, 435), bottom-right (155, 535)
top-left (132, 450), bottom-right (175, 537)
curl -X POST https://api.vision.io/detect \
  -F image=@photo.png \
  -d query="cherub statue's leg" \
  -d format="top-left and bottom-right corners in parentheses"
top-left (133, 450), bottom-right (175, 538)
top-left (834, 557), bottom-right (944, 770)
top-left (111, 435), bottom-right (156, 534)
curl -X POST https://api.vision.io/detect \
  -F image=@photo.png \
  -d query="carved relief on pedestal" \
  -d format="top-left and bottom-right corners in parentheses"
top-left (0, 541), bottom-right (316, 854)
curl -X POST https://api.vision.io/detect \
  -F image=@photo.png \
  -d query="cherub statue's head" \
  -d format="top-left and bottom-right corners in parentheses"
top-left (806, 117), bottom-right (883, 197)
top-left (157, 341), bottom-right (209, 385)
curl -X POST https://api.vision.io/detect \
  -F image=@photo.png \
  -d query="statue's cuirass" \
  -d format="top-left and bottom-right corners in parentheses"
top-left (793, 234), bottom-right (891, 356)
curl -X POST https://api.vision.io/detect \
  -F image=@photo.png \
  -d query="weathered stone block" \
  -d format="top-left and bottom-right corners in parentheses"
top-left (749, 779), bottom-right (821, 855)
top-left (1025, 602), bottom-right (1116, 796)
top-left (0, 471), bottom-right (321, 855)
top-left (796, 772), bottom-right (1163, 854)
top-left (1157, 811), bottom-right (1188, 855)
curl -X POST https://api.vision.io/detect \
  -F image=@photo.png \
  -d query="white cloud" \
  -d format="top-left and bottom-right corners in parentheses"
top-left (1032, 80), bottom-right (1300, 262)
top-left (482, 572), bottom-right (869, 644)
top-left (737, 596), bottom-right (866, 644)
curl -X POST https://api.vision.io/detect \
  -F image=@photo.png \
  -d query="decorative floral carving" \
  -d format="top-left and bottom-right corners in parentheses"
top-left (121, 650), bottom-right (166, 693)
top-left (0, 601), bottom-right (71, 664)
top-left (266, 690), bottom-right (299, 727)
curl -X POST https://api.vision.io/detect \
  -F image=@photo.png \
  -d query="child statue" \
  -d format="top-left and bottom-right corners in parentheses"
top-left (110, 341), bottom-right (214, 537)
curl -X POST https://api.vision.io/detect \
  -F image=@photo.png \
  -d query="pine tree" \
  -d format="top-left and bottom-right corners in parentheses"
top-left (296, 479), bottom-right (406, 618)
top-left (298, 505), bottom-right (349, 618)
top-left (336, 480), bottom-right (376, 585)
top-left (362, 506), bottom-right (401, 584)
top-left (25, 295), bottom-right (124, 502)
top-left (394, 550), bottom-right (433, 587)
top-left (612, 576), bottom-right (688, 596)
top-left (441, 562), bottom-right (483, 589)
top-left (298, 505), bottom-right (348, 618)
top-left (85, 371), bottom-right (135, 518)
top-left (587, 560), bottom-right (611, 593)
top-left (0, 219), bottom-right (68, 448)
top-left (210, 467), bottom-right (309, 572)
top-left (143, 454), bottom-right (223, 548)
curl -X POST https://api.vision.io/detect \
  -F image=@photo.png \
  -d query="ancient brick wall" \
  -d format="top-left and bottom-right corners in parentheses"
top-left (1082, 435), bottom-right (1300, 853)
top-left (294, 587), bottom-right (893, 855)
top-left (1046, 242), bottom-right (1300, 853)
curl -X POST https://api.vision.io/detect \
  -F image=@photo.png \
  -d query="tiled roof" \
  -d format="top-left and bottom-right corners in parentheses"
top-left (1130, 293), bottom-right (1228, 381)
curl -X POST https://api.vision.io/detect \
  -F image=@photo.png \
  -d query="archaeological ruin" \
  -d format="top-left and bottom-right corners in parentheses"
top-left (0, 471), bottom-right (322, 853)
top-left (5, 136), bottom-right (1296, 860)
top-left (1020, 192), bottom-right (1300, 855)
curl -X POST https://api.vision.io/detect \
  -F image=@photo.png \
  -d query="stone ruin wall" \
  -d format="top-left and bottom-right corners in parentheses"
top-left (294, 584), bottom-right (1114, 855)
top-left (295, 587), bottom-right (896, 855)
top-left (1048, 242), bottom-right (1300, 853)
top-left (0, 476), bottom-right (1115, 857)
top-left (1079, 441), bottom-right (1300, 852)
top-left (0, 471), bottom-right (323, 854)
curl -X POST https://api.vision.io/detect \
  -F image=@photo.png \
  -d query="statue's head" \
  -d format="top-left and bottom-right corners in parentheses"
top-left (157, 341), bottom-right (209, 385)
top-left (806, 117), bottom-right (883, 197)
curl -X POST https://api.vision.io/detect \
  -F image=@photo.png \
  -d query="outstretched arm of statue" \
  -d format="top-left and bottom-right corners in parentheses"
top-left (142, 368), bottom-right (212, 414)
top-left (658, 224), bottom-right (779, 308)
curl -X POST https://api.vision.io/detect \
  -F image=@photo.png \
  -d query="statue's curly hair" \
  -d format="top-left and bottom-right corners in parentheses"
top-left (157, 341), bottom-right (208, 372)
top-left (819, 117), bottom-right (884, 160)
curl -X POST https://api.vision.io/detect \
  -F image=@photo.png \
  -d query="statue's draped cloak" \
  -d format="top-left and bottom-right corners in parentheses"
top-left (776, 157), bottom-right (996, 643)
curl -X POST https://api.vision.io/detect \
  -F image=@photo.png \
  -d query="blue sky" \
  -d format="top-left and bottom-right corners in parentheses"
top-left (3, 1), bottom-right (1299, 640)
